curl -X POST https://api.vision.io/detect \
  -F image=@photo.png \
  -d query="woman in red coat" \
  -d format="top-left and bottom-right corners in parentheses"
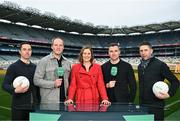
top-left (65, 47), bottom-right (110, 105)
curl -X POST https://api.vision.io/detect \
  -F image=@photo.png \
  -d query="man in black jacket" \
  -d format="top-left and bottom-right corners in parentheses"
top-left (2, 42), bottom-right (39, 121)
top-left (101, 43), bottom-right (136, 103)
top-left (138, 41), bottom-right (179, 121)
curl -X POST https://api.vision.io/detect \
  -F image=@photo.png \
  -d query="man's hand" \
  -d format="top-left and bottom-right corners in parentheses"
top-left (155, 91), bottom-right (170, 99)
top-left (106, 80), bottom-right (116, 88)
top-left (15, 85), bottom-right (29, 93)
top-left (54, 79), bottom-right (62, 88)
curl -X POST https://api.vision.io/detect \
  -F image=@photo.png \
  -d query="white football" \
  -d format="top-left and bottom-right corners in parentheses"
top-left (152, 81), bottom-right (169, 95)
top-left (13, 76), bottom-right (30, 88)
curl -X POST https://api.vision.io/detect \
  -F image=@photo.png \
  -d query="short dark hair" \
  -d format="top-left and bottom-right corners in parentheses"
top-left (139, 41), bottom-right (152, 49)
top-left (78, 46), bottom-right (94, 64)
top-left (19, 42), bottom-right (31, 50)
top-left (109, 43), bottom-right (120, 50)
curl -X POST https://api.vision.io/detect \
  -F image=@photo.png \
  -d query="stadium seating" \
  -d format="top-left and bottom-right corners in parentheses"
top-left (0, 22), bottom-right (179, 70)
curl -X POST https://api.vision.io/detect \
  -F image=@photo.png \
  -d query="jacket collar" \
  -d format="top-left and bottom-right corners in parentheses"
top-left (49, 52), bottom-right (64, 60)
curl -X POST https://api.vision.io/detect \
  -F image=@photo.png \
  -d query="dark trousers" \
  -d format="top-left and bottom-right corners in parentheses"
top-left (12, 108), bottom-right (33, 121)
top-left (148, 107), bottom-right (164, 121)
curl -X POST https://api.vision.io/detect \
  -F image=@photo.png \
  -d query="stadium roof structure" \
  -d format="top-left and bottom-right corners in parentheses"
top-left (0, 1), bottom-right (180, 36)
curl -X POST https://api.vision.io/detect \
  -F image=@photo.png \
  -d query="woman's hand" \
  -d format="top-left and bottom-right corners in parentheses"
top-left (64, 99), bottom-right (74, 105)
top-left (101, 100), bottom-right (111, 106)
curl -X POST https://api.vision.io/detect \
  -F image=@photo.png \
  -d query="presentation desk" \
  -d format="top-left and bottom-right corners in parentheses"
top-left (28, 103), bottom-right (154, 121)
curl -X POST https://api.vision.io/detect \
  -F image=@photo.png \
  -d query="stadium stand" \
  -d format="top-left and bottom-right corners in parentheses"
top-left (0, 22), bottom-right (179, 67)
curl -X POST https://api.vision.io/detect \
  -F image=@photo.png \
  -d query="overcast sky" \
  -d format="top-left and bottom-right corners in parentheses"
top-left (1, 0), bottom-right (180, 27)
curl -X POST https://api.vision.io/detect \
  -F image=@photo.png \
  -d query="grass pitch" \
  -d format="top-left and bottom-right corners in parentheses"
top-left (0, 69), bottom-right (179, 120)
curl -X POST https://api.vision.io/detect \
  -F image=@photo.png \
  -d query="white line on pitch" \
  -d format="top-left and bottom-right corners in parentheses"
top-left (0, 106), bottom-right (11, 110)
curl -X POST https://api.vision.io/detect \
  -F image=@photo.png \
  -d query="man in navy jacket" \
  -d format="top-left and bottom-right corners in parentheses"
top-left (2, 42), bottom-right (39, 121)
top-left (138, 41), bottom-right (179, 121)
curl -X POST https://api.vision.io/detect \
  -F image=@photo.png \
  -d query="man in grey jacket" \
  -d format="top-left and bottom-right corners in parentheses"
top-left (34, 37), bottom-right (71, 105)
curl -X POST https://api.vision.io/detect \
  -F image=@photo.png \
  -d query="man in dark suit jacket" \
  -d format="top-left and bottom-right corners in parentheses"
top-left (101, 43), bottom-right (136, 103)
top-left (138, 41), bottom-right (179, 121)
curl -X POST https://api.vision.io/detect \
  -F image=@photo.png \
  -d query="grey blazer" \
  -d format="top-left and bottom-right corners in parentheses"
top-left (34, 53), bottom-right (71, 103)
